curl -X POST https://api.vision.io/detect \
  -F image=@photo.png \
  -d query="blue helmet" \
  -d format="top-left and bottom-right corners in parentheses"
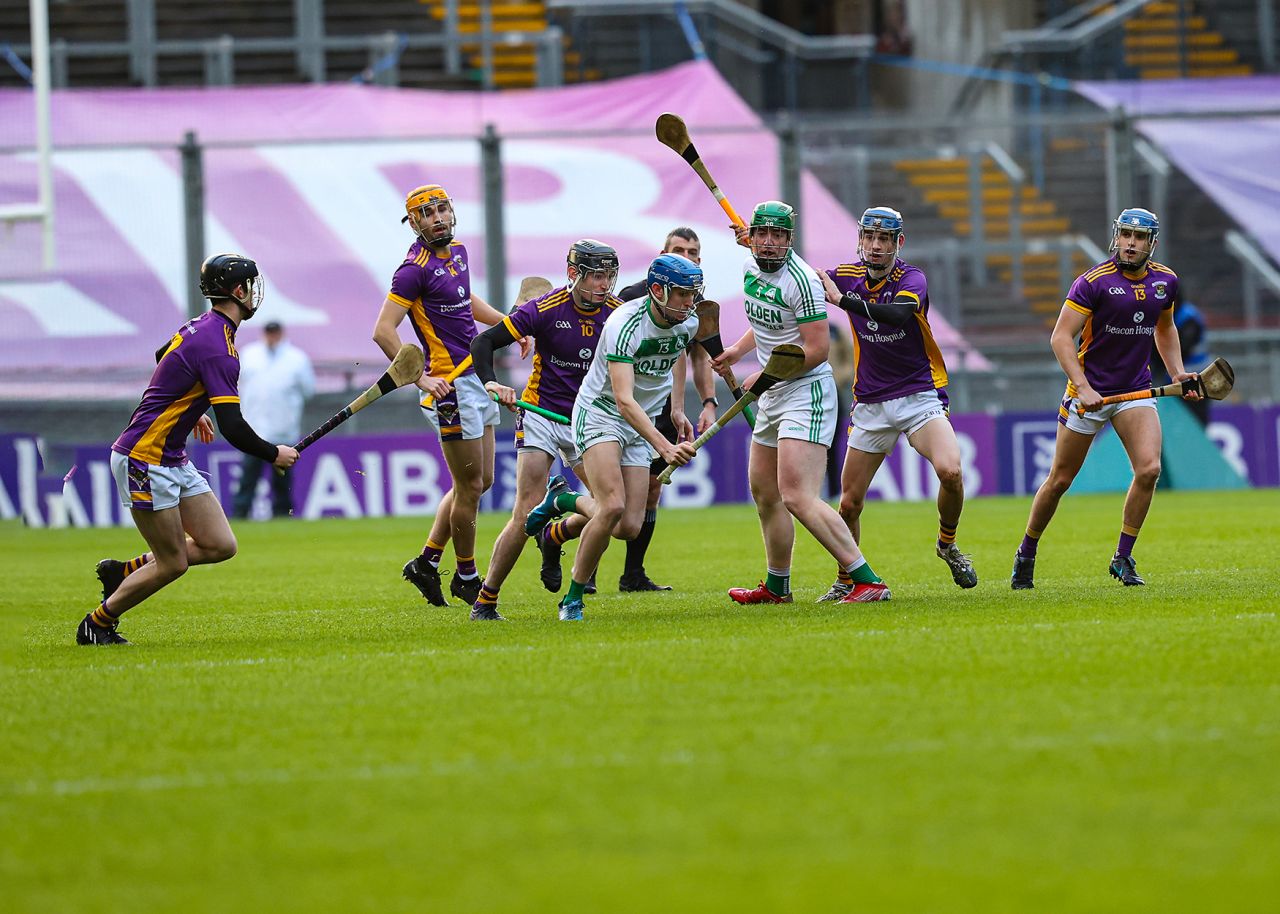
top-left (858, 206), bottom-right (905, 272)
top-left (1111, 207), bottom-right (1160, 269)
top-left (646, 253), bottom-right (703, 322)
top-left (859, 206), bottom-right (905, 235)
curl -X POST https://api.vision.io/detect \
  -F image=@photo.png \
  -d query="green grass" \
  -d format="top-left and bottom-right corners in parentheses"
top-left (3, 490), bottom-right (1279, 913)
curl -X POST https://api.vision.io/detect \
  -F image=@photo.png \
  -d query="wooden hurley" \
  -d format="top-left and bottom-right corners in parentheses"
top-left (1076, 356), bottom-right (1235, 415)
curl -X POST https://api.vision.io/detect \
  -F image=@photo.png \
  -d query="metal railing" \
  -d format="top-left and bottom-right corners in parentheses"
top-left (545, 0), bottom-right (875, 113)
top-left (1225, 230), bottom-right (1280, 329)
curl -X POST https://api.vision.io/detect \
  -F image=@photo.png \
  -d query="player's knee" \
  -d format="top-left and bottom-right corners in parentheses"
top-left (213, 535), bottom-right (238, 562)
top-left (838, 495), bottom-right (863, 525)
top-left (596, 495), bottom-right (625, 526)
top-left (1044, 470), bottom-right (1075, 498)
top-left (613, 516), bottom-right (642, 540)
top-left (935, 463), bottom-right (963, 491)
top-left (155, 556), bottom-right (188, 582)
top-left (455, 474), bottom-right (486, 504)
top-left (1134, 461), bottom-right (1161, 489)
top-left (779, 488), bottom-right (813, 517)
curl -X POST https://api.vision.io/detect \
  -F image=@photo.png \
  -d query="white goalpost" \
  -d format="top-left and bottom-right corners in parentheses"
top-left (0, 0), bottom-right (55, 270)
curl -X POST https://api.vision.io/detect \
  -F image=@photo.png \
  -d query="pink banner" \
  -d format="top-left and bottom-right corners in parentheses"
top-left (1, 61), bottom-right (982, 392)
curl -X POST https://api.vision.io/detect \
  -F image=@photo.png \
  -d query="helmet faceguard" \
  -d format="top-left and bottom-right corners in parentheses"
top-left (857, 206), bottom-right (905, 276)
top-left (1110, 207), bottom-right (1160, 271)
top-left (646, 253), bottom-right (704, 325)
top-left (567, 239), bottom-right (620, 311)
top-left (748, 200), bottom-right (796, 273)
top-left (402, 184), bottom-right (456, 247)
top-left (199, 253), bottom-right (264, 319)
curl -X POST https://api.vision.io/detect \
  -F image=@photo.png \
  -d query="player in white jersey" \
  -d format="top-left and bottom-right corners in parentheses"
top-left (524, 254), bottom-right (711, 620)
top-left (716, 201), bottom-right (891, 604)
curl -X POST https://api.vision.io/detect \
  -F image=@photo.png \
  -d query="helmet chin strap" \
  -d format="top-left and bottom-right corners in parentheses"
top-left (569, 272), bottom-right (604, 311)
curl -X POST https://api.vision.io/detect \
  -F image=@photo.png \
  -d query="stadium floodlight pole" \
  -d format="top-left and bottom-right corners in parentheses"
top-left (657, 343), bottom-right (806, 486)
top-left (1075, 356), bottom-right (1234, 416)
top-left (421, 274), bottom-right (552, 409)
top-left (294, 344), bottom-right (425, 453)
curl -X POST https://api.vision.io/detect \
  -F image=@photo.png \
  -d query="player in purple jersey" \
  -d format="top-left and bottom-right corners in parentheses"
top-left (818, 207), bottom-right (977, 597)
top-left (1011, 208), bottom-right (1201, 589)
top-left (372, 184), bottom-right (519, 607)
top-left (462, 240), bottom-right (623, 620)
top-left (77, 254), bottom-right (300, 645)
top-left (614, 227), bottom-right (719, 592)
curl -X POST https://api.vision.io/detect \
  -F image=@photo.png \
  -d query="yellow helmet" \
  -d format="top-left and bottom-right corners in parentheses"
top-left (402, 184), bottom-right (456, 245)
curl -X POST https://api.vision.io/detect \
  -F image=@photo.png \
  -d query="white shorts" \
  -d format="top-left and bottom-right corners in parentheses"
top-left (751, 374), bottom-right (838, 449)
top-left (516, 408), bottom-right (581, 467)
top-left (421, 374), bottom-right (500, 442)
top-left (110, 451), bottom-right (212, 512)
top-left (573, 404), bottom-right (656, 468)
top-left (848, 389), bottom-right (950, 454)
top-left (1058, 394), bottom-right (1157, 436)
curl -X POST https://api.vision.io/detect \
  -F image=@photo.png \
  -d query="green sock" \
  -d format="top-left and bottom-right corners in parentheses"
top-left (765, 570), bottom-right (790, 596)
top-left (564, 579), bottom-right (587, 603)
top-left (553, 492), bottom-right (581, 514)
top-left (847, 558), bottom-right (882, 585)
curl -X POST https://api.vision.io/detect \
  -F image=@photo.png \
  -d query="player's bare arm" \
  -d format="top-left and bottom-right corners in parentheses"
top-left (608, 360), bottom-right (695, 466)
top-left (1153, 308), bottom-right (1202, 400)
top-left (795, 316), bottom-right (832, 373)
top-left (372, 296), bottom-right (449, 398)
top-left (1049, 304), bottom-right (1100, 410)
top-left (669, 352), bottom-right (695, 442)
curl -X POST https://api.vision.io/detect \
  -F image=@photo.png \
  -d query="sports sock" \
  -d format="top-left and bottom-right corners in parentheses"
top-left (565, 578), bottom-right (587, 603)
top-left (553, 491), bottom-right (581, 514)
top-left (846, 557), bottom-right (882, 585)
top-left (1116, 524), bottom-right (1140, 558)
top-left (1018, 527), bottom-right (1041, 558)
top-left (123, 553), bottom-right (152, 577)
top-left (836, 563), bottom-right (853, 586)
top-left (421, 539), bottom-right (445, 569)
top-left (476, 583), bottom-right (500, 606)
top-left (547, 519), bottom-right (579, 546)
top-left (456, 555), bottom-right (479, 579)
top-left (938, 521), bottom-right (957, 548)
top-left (624, 509), bottom-right (657, 576)
top-left (90, 603), bottom-right (118, 627)
top-left (765, 568), bottom-right (790, 597)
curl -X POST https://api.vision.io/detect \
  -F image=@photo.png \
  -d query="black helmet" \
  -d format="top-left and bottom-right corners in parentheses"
top-left (199, 253), bottom-right (263, 316)
top-left (567, 239), bottom-right (620, 274)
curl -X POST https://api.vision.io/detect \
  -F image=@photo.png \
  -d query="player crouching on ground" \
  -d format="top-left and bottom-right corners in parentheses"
top-left (819, 206), bottom-right (977, 598)
top-left (83, 254), bottom-right (299, 645)
top-left (1011, 207), bottom-right (1200, 589)
top-left (527, 254), bottom-right (711, 621)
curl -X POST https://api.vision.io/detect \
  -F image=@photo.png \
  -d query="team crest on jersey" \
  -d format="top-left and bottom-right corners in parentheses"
top-left (579, 348), bottom-right (593, 360)
top-left (437, 403), bottom-right (459, 422)
top-left (1134, 311), bottom-right (1145, 323)
top-left (866, 320), bottom-right (879, 332)
top-left (1153, 282), bottom-right (1168, 300)
top-left (456, 285), bottom-right (466, 298)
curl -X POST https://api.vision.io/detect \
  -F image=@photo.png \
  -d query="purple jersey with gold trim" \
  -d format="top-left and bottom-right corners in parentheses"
top-left (1063, 258), bottom-right (1178, 397)
top-left (112, 310), bottom-right (241, 466)
top-left (387, 240), bottom-right (477, 378)
top-left (502, 286), bottom-right (622, 417)
top-left (827, 259), bottom-right (948, 405)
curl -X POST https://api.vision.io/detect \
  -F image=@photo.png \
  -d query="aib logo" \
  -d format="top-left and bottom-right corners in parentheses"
top-left (1134, 311), bottom-right (1145, 323)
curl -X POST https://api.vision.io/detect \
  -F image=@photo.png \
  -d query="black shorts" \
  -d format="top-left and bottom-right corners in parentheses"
top-left (649, 395), bottom-right (678, 476)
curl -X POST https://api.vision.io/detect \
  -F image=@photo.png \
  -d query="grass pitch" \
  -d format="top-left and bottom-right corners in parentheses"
top-left (3, 490), bottom-right (1279, 913)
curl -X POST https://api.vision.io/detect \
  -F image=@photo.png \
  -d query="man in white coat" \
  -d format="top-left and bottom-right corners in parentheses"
top-left (232, 321), bottom-right (315, 518)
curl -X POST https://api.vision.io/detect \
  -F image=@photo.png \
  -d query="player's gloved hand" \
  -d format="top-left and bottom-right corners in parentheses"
top-left (193, 414), bottom-right (215, 444)
top-left (661, 441), bottom-right (698, 467)
top-left (1077, 384), bottom-right (1104, 412)
top-left (485, 380), bottom-right (517, 409)
top-left (731, 223), bottom-right (750, 248)
top-left (416, 373), bottom-right (452, 399)
top-left (1173, 371), bottom-right (1203, 400)
top-left (273, 445), bottom-right (300, 469)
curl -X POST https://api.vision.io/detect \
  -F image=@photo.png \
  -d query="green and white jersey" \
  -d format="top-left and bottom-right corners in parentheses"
top-left (575, 297), bottom-right (699, 419)
top-left (742, 249), bottom-right (831, 382)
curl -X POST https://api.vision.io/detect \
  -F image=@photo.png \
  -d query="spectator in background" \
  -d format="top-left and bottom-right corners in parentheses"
top-left (1152, 298), bottom-right (1211, 426)
top-left (232, 321), bottom-right (315, 518)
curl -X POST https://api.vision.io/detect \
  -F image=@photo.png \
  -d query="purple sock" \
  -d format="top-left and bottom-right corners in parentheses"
top-left (1116, 531), bottom-right (1137, 558)
top-left (1018, 534), bottom-right (1039, 558)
